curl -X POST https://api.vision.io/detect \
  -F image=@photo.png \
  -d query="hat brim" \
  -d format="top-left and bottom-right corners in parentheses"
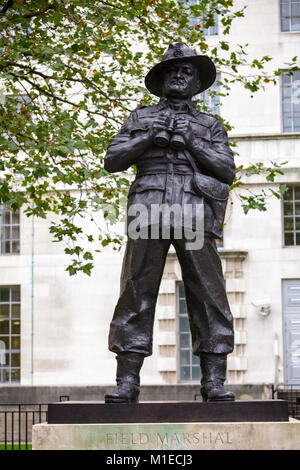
top-left (145, 55), bottom-right (216, 97)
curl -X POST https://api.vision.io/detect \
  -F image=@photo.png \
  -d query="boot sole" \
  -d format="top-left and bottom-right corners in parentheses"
top-left (206, 397), bottom-right (235, 402)
top-left (105, 400), bottom-right (138, 404)
top-left (105, 397), bottom-right (139, 404)
top-left (201, 389), bottom-right (235, 402)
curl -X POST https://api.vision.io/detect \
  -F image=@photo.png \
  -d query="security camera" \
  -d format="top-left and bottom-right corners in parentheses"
top-left (251, 299), bottom-right (271, 308)
top-left (251, 299), bottom-right (271, 316)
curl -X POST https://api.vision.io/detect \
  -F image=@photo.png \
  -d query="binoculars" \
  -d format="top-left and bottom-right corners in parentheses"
top-left (154, 115), bottom-right (185, 150)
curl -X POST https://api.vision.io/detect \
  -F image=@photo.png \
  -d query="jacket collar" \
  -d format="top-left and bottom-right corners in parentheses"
top-left (157, 97), bottom-right (200, 117)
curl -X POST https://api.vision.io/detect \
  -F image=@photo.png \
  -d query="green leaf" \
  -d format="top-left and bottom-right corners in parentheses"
top-left (83, 251), bottom-right (94, 260)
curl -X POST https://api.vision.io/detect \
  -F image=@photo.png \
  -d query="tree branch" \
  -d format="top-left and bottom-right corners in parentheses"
top-left (1, 0), bottom-right (14, 15)
top-left (2, 61), bottom-right (132, 112)
top-left (6, 71), bottom-right (79, 108)
top-left (0, 1), bottom-right (55, 18)
top-left (2, 61), bottom-right (86, 84)
top-left (23, 5), bottom-right (56, 19)
top-left (6, 71), bottom-right (124, 124)
top-left (129, 0), bottom-right (157, 32)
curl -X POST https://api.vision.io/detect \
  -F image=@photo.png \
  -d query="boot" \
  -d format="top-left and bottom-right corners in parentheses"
top-left (105, 352), bottom-right (144, 403)
top-left (200, 352), bottom-right (235, 402)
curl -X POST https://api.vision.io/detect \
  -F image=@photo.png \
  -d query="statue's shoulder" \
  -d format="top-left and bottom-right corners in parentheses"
top-left (192, 109), bottom-right (220, 128)
top-left (134, 102), bottom-right (161, 117)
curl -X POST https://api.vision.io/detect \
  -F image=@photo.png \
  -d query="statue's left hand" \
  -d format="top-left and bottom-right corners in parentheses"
top-left (174, 118), bottom-right (196, 147)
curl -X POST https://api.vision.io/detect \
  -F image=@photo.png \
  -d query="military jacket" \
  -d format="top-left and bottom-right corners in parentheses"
top-left (104, 98), bottom-right (235, 239)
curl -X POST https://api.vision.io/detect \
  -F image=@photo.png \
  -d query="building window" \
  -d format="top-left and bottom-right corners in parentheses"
top-left (187, 1), bottom-right (218, 35)
top-left (203, 9), bottom-right (218, 36)
top-left (0, 206), bottom-right (20, 254)
top-left (283, 186), bottom-right (300, 246)
top-left (194, 76), bottom-right (221, 116)
top-left (282, 70), bottom-right (300, 133)
top-left (177, 283), bottom-right (200, 381)
top-left (280, 0), bottom-right (300, 32)
top-left (0, 286), bottom-right (21, 383)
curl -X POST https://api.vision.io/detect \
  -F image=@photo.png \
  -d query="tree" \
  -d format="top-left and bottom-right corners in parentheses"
top-left (0, 0), bottom-right (297, 274)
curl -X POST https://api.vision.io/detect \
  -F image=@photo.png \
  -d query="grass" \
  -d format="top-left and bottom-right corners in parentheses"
top-left (0, 444), bottom-right (32, 450)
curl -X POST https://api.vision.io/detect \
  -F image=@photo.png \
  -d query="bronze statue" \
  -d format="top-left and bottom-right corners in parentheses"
top-left (104, 43), bottom-right (236, 403)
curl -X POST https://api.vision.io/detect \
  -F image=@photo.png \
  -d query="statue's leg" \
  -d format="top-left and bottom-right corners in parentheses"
top-left (105, 235), bottom-right (170, 403)
top-left (105, 352), bottom-right (144, 403)
top-left (199, 352), bottom-right (235, 402)
top-left (173, 235), bottom-right (235, 402)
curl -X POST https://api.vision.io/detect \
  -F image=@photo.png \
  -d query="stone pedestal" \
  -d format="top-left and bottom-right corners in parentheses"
top-left (47, 400), bottom-right (288, 424)
top-left (32, 400), bottom-right (300, 450)
top-left (32, 420), bottom-right (300, 450)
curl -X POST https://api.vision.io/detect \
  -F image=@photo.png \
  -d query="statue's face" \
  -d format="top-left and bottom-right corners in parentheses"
top-left (162, 61), bottom-right (200, 99)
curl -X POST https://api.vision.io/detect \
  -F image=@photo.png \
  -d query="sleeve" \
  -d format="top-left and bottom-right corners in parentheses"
top-left (191, 118), bottom-right (236, 185)
top-left (103, 111), bottom-right (137, 173)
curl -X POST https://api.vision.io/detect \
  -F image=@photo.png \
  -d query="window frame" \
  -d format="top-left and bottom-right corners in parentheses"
top-left (0, 205), bottom-right (20, 255)
top-left (0, 285), bottom-right (21, 384)
top-left (281, 71), bottom-right (300, 133)
top-left (280, 0), bottom-right (300, 33)
top-left (193, 74), bottom-right (222, 116)
top-left (282, 185), bottom-right (300, 247)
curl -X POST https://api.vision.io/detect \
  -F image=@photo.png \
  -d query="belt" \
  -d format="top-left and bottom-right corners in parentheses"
top-left (137, 163), bottom-right (194, 176)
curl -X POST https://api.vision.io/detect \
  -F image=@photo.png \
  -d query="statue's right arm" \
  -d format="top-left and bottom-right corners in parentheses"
top-left (104, 111), bottom-right (152, 173)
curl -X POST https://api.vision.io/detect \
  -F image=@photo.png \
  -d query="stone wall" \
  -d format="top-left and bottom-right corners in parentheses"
top-left (0, 384), bottom-right (273, 405)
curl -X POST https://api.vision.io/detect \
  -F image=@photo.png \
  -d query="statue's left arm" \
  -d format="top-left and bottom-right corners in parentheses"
top-left (104, 111), bottom-right (151, 173)
top-left (104, 109), bottom-right (167, 173)
top-left (183, 118), bottom-right (236, 185)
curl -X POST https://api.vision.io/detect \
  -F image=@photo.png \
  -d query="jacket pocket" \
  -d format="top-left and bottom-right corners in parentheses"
top-left (128, 174), bottom-right (166, 196)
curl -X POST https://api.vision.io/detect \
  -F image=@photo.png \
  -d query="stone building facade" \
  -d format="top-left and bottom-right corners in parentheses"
top-left (0, 0), bottom-right (300, 391)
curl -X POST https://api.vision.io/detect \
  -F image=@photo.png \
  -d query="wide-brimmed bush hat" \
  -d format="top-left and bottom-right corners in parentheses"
top-left (145, 42), bottom-right (216, 97)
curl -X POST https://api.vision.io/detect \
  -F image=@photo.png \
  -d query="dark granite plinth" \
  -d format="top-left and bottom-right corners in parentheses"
top-left (47, 400), bottom-right (288, 424)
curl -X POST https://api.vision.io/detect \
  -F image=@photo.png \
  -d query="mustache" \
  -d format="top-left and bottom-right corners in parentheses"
top-left (168, 78), bottom-right (187, 85)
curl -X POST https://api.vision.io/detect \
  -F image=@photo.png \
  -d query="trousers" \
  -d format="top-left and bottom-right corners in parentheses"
top-left (108, 234), bottom-right (234, 357)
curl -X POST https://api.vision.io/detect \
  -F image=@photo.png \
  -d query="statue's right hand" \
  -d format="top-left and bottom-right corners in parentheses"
top-left (148, 116), bottom-right (169, 141)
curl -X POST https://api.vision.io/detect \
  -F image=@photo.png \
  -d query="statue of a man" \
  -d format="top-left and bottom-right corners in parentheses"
top-left (104, 43), bottom-right (235, 403)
